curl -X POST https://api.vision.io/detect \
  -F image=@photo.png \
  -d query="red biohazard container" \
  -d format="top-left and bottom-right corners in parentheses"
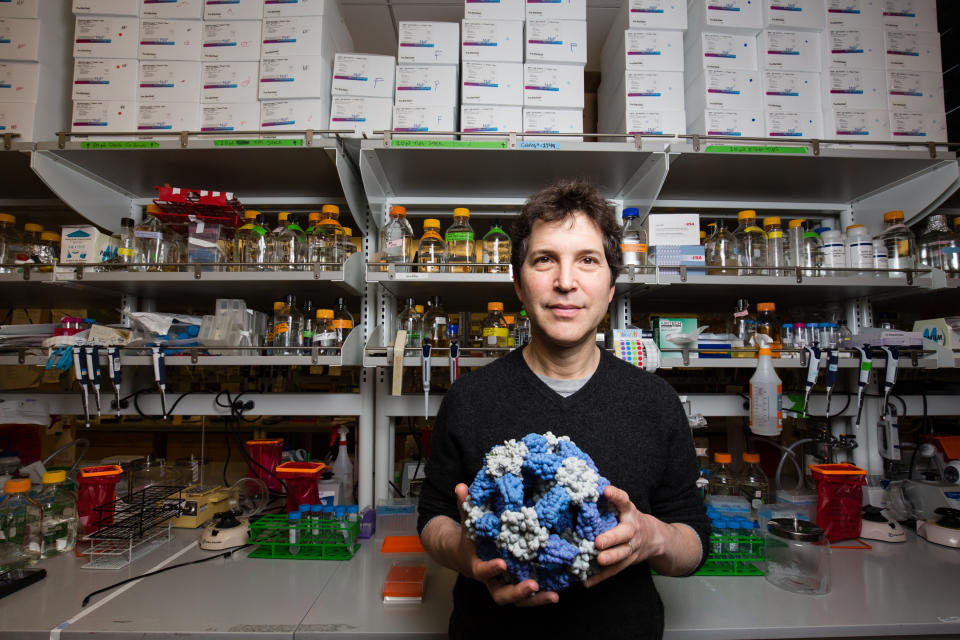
top-left (77, 465), bottom-right (124, 534)
top-left (245, 439), bottom-right (284, 492)
top-left (275, 461), bottom-right (326, 513)
top-left (809, 463), bottom-right (866, 543)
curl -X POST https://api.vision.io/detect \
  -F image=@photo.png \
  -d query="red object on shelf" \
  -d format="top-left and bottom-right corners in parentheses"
top-left (77, 465), bottom-right (124, 534)
top-left (809, 463), bottom-right (866, 543)
top-left (151, 186), bottom-right (245, 227)
top-left (275, 461), bottom-right (327, 513)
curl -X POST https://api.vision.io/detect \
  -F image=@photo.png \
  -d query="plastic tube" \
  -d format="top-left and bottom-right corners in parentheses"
top-left (775, 438), bottom-right (815, 494)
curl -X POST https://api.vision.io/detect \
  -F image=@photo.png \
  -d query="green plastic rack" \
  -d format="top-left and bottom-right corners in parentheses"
top-left (248, 513), bottom-right (361, 560)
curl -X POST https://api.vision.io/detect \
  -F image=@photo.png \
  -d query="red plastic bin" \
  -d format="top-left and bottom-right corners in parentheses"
top-left (246, 439), bottom-right (284, 492)
top-left (810, 463), bottom-right (866, 543)
top-left (276, 461), bottom-right (327, 513)
top-left (77, 465), bottom-right (124, 534)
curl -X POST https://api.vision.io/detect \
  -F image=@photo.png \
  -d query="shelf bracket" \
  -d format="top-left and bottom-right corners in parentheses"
top-left (679, 265), bottom-right (688, 282)
top-left (811, 139), bottom-right (820, 156)
top-left (928, 142), bottom-right (937, 159)
top-left (312, 261), bottom-right (323, 280)
top-left (74, 264), bottom-right (84, 281)
top-left (382, 130), bottom-right (393, 145)
top-left (17, 349), bottom-right (25, 365)
top-left (179, 132), bottom-right (188, 148)
top-left (305, 130), bottom-right (314, 147)
top-left (57, 132), bottom-right (66, 149)
top-left (190, 352), bottom-right (198, 365)
top-left (794, 266), bottom-right (803, 284)
top-left (906, 269), bottom-right (913, 285)
top-left (681, 348), bottom-right (690, 366)
top-left (2, 133), bottom-right (12, 151)
top-left (193, 263), bottom-right (202, 280)
top-left (800, 348), bottom-right (808, 368)
top-left (21, 266), bottom-right (30, 281)
top-left (691, 135), bottom-right (700, 152)
top-left (508, 132), bottom-right (517, 149)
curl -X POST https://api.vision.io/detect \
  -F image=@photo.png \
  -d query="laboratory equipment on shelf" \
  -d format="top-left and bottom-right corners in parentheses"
top-left (481, 219), bottom-right (511, 273)
top-left (331, 425), bottom-right (355, 503)
top-left (762, 518), bottom-right (831, 595)
top-left (799, 227), bottom-right (823, 277)
top-left (341, 228), bottom-right (357, 260)
top-left (332, 298), bottom-right (353, 346)
top-left (708, 453), bottom-right (740, 496)
top-left (515, 310), bottom-right (531, 347)
top-left (0, 213), bottom-right (21, 272)
top-left (273, 296), bottom-right (303, 355)
top-left (445, 207), bottom-right (475, 273)
top-left (271, 211), bottom-right (305, 270)
top-left (417, 218), bottom-right (445, 273)
top-left (481, 302), bottom-right (509, 356)
top-left (875, 210), bottom-right (917, 278)
top-left (0, 479), bottom-right (41, 570)
top-left (316, 204), bottom-right (344, 271)
top-left (621, 207), bottom-right (649, 269)
top-left (381, 206), bottom-right (415, 272)
top-left (732, 210), bottom-right (767, 276)
top-left (423, 296), bottom-right (449, 349)
top-left (705, 221), bottom-right (737, 275)
top-left (233, 210), bottom-right (270, 271)
top-left (845, 224), bottom-right (873, 276)
top-left (135, 206), bottom-right (183, 272)
top-left (35, 471), bottom-right (79, 559)
top-left (763, 217), bottom-right (786, 276)
top-left (398, 298), bottom-right (423, 354)
top-left (749, 337), bottom-right (782, 437)
top-left (819, 227), bottom-right (845, 276)
top-left (918, 213), bottom-right (960, 277)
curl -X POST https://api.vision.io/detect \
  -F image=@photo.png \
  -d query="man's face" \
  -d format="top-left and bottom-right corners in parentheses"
top-left (514, 211), bottom-right (615, 350)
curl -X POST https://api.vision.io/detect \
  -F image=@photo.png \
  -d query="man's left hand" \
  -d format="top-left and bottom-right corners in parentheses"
top-left (585, 484), bottom-right (667, 588)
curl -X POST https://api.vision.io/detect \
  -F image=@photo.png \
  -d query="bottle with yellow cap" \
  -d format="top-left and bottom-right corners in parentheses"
top-left (314, 309), bottom-right (337, 355)
top-left (482, 219), bottom-right (511, 273)
top-left (0, 213), bottom-right (21, 273)
top-left (749, 333), bottom-right (783, 437)
top-left (305, 212), bottom-right (322, 263)
top-left (35, 470), bottom-right (79, 558)
top-left (0, 478), bottom-right (42, 569)
top-left (271, 211), bottom-right (305, 271)
top-left (135, 205), bottom-right (183, 272)
top-left (481, 301), bottom-right (509, 356)
top-left (340, 227), bottom-right (358, 260)
top-left (739, 452), bottom-right (770, 514)
top-left (732, 210), bottom-right (768, 276)
top-left (423, 295), bottom-right (449, 349)
top-left (707, 453), bottom-right (740, 496)
top-left (233, 210), bottom-right (270, 272)
top-left (755, 302), bottom-right (781, 358)
top-left (332, 297), bottom-right (354, 347)
top-left (417, 218), bottom-right (445, 273)
top-left (273, 295), bottom-right (302, 355)
top-left (445, 208), bottom-right (475, 273)
top-left (764, 217), bottom-right (786, 276)
top-left (381, 205), bottom-right (415, 272)
top-left (876, 210), bottom-right (917, 278)
top-left (316, 204), bottom-right (344, 271)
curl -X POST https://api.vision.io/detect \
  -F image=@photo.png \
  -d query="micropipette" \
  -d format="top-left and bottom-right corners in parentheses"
top-left (73, 346), bottom-right (90, 428)
top-left (108, 347), bottom-right (122, 416)
top-left (853, 345), bottom-right (872, 431)
top-left (88, 346), bottom-right (102, 415)
top-left (880, 346), bottom-right (899, 418)
top-left (823, 348), bottom-right (839, 417)
top-left (422, 341), bottom-right (431, 420)
top-left (151, 346), bottom-right (168, 418)
top-left (449, 337), bottom-right (460, 384)
top-left (801, 344), bottom-right (821, 415)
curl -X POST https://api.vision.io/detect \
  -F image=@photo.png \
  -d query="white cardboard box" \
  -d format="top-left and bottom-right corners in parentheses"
top-left (462, 61), bottom-right (523, 106)
top-left (200, 101), bottom-right (260, 132)
top-left (138, 60), bottom-right (201, 102)
top-left (886, 70), bottom-right (944, 112)
top-left (329, 96), bottom-right (393, 133)
top-left (761, 30), bottom-right (820, 72)
top-left (263, 0), bottom-right (337, 17)
top-left (688, 0), bottom-right (763, 32)
top-left (523, 63), bottom-right (584, 108)
top-left (461, 20), bottom-right (523, 62)
top-left (685, 69), bottom-right (762, 111)
top-left (260, 98), bottom-right (327, 131)
top-left (522, 107), bottom-right (582, 139)
top-left (59, 226), bottom-right (119, 265)
top-left (395, 65), bottom-right (458, 106)
top-left (764, 109), bottom-right (821, 137)
top-left (687, 108), bottom-right (764, 136)
top-left (525, 0), bottom-right (586, 21)
top-left (822, 28), bottom-right (883, 69)
top-left (139, 19), bottom-right (202, 60)
top-left (823, 68), bottom-right (886, 108)
top-left (262, 17), bottom-right (335, 58)
top-left (201, 61), bottom-right (259, 102)
top-left (822, 107), bottom-right (890, 139)
top-left (826, 0), bottom-right (882, 28)
top-left (648, 213), bottom-right (699, 245)
top-left (392, 105), bottom-right (457, 133)
top-left (0, 18), bottom-right (38, 61)
top-left (331, 54), bottom-right (396, 99)
top-left (0, 102), bottom-right (34, 141)
top-left (883, 30), bottom-right (941, 73)
top-left (605, 70), bottom-right (685, 112)
top-left (258, 55), bottom-right (332, 99)
top-left (602, 29), bottom-right (685, 74)
top-left (881, 0), bottom-right (937, 31)
top-left (460, 104), bottom-right (522, 134)
top-left (137, 101), bottom-right (200, 132)
top-left (685, 32), bottom-right (759, 72)
top-left (71, 100), bottom-right (135, 133)
top-left (74, 17), bottom-right (138, 59)
top-left (889, 109), bottom-right (947, 140)
top-left (611, 0), bottom-right (687, 30)
top-left (203, 0), bottom-right (263, 20)
top-left (619, 108), bottom-right (685, 134)
top-left (202, 20), bottom-right (261, 61)
top-left (398, 22), bottom-right (460, 65)
top-left (0, 0), bottom-right (37, 18)
top-left (525, 20), bottom-right (587, 64)
top-left (763, 0), bottom-right (825, 30)
top-left (465, 0), bottom-right (524, 21)
top-left (140, 0), bottom-right (203, 19)
top-left (73, 0), bottom-right (140, 14)
top-left (73, 58), bottom-right (138, 101)
top-left (0, 62), bottom-right (38, 103)
top-left (762, 70), bottom-right (821, 111)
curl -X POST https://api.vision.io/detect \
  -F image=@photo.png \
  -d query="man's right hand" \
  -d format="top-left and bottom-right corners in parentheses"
top-left (454, 483), bottom-right (559, 607)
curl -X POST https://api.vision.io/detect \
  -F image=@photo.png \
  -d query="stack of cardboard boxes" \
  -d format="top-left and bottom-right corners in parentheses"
top-left (0, 0), bottom-right (41, 141)
top-left (329, 53), bottom-right (396, 135)
top-left (394, 21), bottom-right (459, 137)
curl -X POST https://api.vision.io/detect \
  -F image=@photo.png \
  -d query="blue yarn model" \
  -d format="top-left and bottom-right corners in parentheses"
top-left (462, 432), bottom-right (619, 591)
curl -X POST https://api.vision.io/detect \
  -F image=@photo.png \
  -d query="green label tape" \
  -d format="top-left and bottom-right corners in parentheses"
top-left (214, 139), bottom-right (303, 147)
top-left (80, 141), bottom-right (160, 149)
top-left (390, 140), bottom-right (508, 149)
top-left (445, 232), bottom-right (474, 242)
top-left (704, 145), bottom-right (808, 155)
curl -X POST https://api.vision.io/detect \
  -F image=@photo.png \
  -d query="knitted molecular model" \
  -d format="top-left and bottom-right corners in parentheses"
top-left (462, 432), bottom-right (619, 592)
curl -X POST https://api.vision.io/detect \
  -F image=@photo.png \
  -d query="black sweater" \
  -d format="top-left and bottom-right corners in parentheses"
top-left (417, 347), bottom-right (711, 640)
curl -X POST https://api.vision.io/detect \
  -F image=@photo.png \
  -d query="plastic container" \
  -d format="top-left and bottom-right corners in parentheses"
top-left (245, 439), bottom-right (284, 492)
top-left (819, 228), bottom-right (845, 277)
top-left (763, 217), bottom-right (786, 276)
top-left (481, 219), bottom-right (511, 274)
top-left (918, 214), bottom-right (960, 278)
top-left (0, 213), bottom-right (22, 274)
top-left (35, 470), bottom-right (79, 559)
top-left (749, 341), bottom-right (782, 436)
top-left (621, 207), bottom-right (649, 269)
top-left (417, 218), bottom-right (445, 273)
top-left (785, 219), bottom-right (805, 268)
top-left (800, 231), bottom-right (822, 277)
top-left (763, 518), bottom-right (830, 595)
top-left (398, 298), bottom-right (422, 353)
top-left (876, 210), bottom-right (917, 278)
top-left (233, 210), bottom-right (269, 272)
top-left (276, 461), bottom-right (326, 513)
top-left (809, 463), bottom-right (866, 543)
top-left (482, 302), bottom-right (509, 356)
top-left (0, 478), bottom-right (42, 569)
top-left (381, 205), bottom-right (415, 272)
top-left (845, 224), bottom-right (873, 276)
top-left (445, 208), bottom-right (475, 273)
top-left (316, 204), bottom-right (344, 271)
top-left (733, 210), bottom-right (767, 276)
top-left (76, 465), bottom-right (123, 534)
top-left (755, 302), bottom-right (781, 357)
top-left (271, 211), bottom-right (305, 271)
top-left (740, 453), bottom-right (770, 514)
top-left (708, 453), bottom-right (740, 496)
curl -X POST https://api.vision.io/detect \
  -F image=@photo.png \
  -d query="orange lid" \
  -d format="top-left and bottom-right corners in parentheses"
top-left (244, 210), bottom-right (260, 220)
top-left (714, 452), bottom-right (732, 464)
top-left (273, 301), bottom-right (284, 311)
top-left (743, 452), bottom-right (760, 463)
top-left (381, 535), bottom-right (425, 553)
top-left (332, 319), bottom-right (352, 329)
top-left (415, 305), bottom-right (425, 314)
top-left (846, 224), bottom-right (864, 231)
top-left (275, 461), bottom-right (327, 477)
top-left (453, 207), bottom-right (470, 217)
top-left (40, 231), bottom-right (60, 242)
top-left (0, 213), bottom-right (15, 224)
top-left (699, 231), bottom-right (706, 239)
top-left (809, 463), bottom-right (866, 476)
top-left (762, 217), bottom-right (781, 227)
top-left (3, 478), bottom-right (30, 493)
top-left (24, 223), bottom-right (43, 233)
top-left (317, 309), bottom-right (334, 319)
top-left (278, 211), bottom-right (290, 221)
top-left (424, 218), bottom-right (440, 229)
top-left (246, 438), bottom-right (283, 446)
top-left (788, 219), bottom-right (805, 229)
top-left (504, 315), bottom-right (515, 323)
top-left (884, 210), bottom-right (905, 222)
top-left (343, 227), bottom-right (353, 237)
top-left (145, 204), bottom-right (163, 215)
top-left (757, 302), bottom-right (776, 311)
top-left (322, 204), bottom-right (340, 215)
top-left (953, 216), bottom-right (960, 228)
top-left (390, 206), bottom-right (407, 216)
top-left (487, 302), bottom-right (503, 312)
top-left (308, 212), bottom-right (321, 222)
top-left (737, 210), bottom-right (756, 220)
top-left (383, 564), bottom-right (427, 598)
top-left (758, 347), bottom-right (772, 357)
top-left (930, 435), bottom-right (960, 461)
top-left (79, 464), bottom-right (124, 478)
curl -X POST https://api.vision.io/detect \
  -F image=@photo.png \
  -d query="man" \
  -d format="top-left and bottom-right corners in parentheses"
top-left (417, 178), bottom-right (710, 639)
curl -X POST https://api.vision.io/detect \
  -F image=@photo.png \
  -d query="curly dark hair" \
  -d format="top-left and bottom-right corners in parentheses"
top-left (509, 178), bottom-right (623, 286)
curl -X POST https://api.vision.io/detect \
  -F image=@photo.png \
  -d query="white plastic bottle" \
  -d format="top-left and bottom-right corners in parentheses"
top-left (749, 336), bottom-right (782, 436)
top-left (332, 425), bottom-right (354, 505)
top-left (819, 227), bottom-right (846, 277)
top-left (846, 224), bottom-right (873, 276)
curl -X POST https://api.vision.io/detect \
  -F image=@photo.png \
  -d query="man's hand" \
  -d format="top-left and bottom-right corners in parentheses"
top-left (453, 483), bottom-right (559, 607)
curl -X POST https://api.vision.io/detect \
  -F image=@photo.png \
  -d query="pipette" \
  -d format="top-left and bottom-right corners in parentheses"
top-left (90, 346), bottom-right (103, 415)
top-left (801, 344), bottom-right (821, 415)
top-left (823, 348), bottom-right (839, 417)
top-left (853, 345), bottom-right (872, 431)
top-left (422, 341), bottom-right (431, 420)
top-left (448, 325), bottom-right (460, 383)
top-left (72, 346), bottom-right (90, 428)
top-left (151, 346), bottom-right (168, 418)
top-left (880, 346), bottom-right (899, 418)
top-left (108, 346), bottom-right (122, 416)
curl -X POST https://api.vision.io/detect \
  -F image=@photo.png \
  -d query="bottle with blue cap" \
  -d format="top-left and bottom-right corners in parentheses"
top-left (620, 208), bottom-right (648, 269)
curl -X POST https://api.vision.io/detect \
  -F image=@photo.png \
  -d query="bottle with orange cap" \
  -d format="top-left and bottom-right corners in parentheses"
top-left (35, 470), bottom-right (79, 558)
top-left (732, 210), bottom-right (768, 276)
top-left (317, 204), bottom-right (344, 271)
top-left (0, 478), bottom-right (42, 569)
top-left (135, 205), bottom-right (183, 272)
top-left (740, 452), bottom-right (770, 514)
top-left (785, 219), bottom-right (805, 269)
top-left (875, 210), bottom-right (917, 278)
top-left (707, 453), bottom-right (740, 496)
top-left (233, 210), bottom-right (270, 272)
top-left (417, 218), bottom-right (445, 273)
top-left (481, 301), bottom-right (509, 356)
top-left (271, 211), bottom-right (305, 271)
top-left (755, 302), bottom-right (781, 358)
top-left (305, 212), bottom-right (322, 263)
top-left (0, 213), bottom-right (21, 273)
top-left (381, 205), bottom-right (415, 272)
top-left (445, 207), bottom-right (475, 273)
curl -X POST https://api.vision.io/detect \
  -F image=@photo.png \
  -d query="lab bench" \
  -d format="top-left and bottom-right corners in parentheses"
top-left (1, 528), bottom-right (958, 640)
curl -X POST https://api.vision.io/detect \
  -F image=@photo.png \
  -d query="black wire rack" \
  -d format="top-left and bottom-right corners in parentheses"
top-left (87, 485), bottom-right (187, 541)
